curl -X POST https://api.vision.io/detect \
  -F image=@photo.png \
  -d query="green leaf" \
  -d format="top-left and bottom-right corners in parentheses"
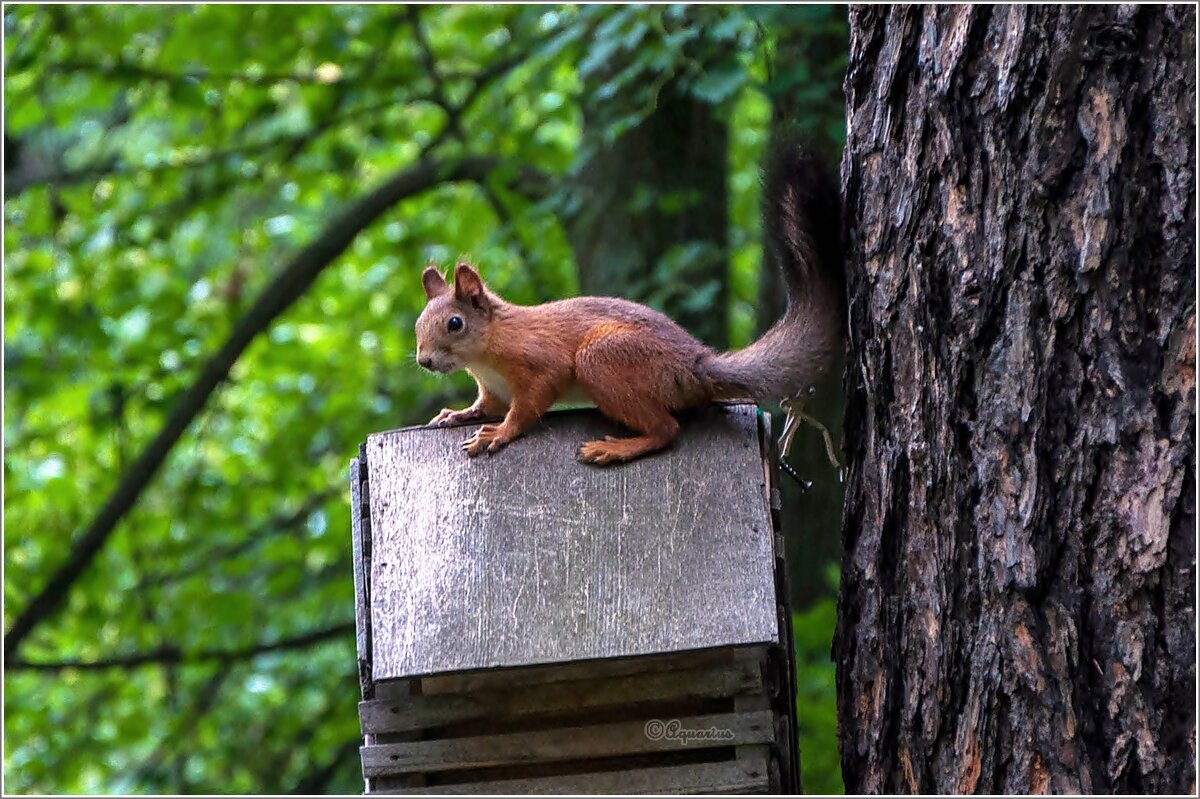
top-left (690, 62), bottom-right (747, 105)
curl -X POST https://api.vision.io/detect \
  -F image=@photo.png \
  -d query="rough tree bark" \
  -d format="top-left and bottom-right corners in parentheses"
top-left (836, 5), bottom-right (1195, 794)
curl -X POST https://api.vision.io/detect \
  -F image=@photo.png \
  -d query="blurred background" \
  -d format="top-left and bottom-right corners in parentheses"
top-left (3, 5), bottom-right (848, 793)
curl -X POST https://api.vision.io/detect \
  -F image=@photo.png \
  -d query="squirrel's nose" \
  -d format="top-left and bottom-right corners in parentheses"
top-left (418, 356), bottom-right (433, 370)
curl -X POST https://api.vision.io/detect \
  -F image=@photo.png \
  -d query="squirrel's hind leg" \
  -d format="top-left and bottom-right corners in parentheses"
top-left (574, 326), bottom-right (687, 465)
top-left (576, 401), bottom-right (679, 465)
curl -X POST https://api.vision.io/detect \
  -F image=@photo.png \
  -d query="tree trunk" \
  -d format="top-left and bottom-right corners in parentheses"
top-left (567, 54), bottom-right (730, 347)
top-left (836, 5), bottom-right (1195, 795)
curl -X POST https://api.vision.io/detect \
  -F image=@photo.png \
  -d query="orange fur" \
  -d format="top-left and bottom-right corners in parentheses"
top-left (417, 274), bottom-right (714, 462)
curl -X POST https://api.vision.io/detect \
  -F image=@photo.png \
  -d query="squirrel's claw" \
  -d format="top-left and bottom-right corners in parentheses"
top-left (578, 439), bottom-right (621, 466)
top-left (433, 406), bottom-right (483, 428)
top-left (463, 424), bottom-right (510, 457)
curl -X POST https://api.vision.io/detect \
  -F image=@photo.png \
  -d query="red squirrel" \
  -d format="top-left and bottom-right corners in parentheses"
top-left (415, 138), bottom-right (844, 465)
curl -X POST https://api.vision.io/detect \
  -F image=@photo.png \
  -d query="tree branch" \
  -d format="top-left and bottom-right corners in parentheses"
top-left (5, 91), bottom-right (435, 196)
top-left (9, 22), bottom-right (544, 198)
top-left (406, 6), bottom-right (461, 140)
top-left (49, 58), bottom-right (360, 87)
top-left (135, 488), bottom-right (340, 591)
top-left (3, 152), bottom-right (497, 661)
top-left (8, 621), bottom-right (354, 672)
top-left (4, 12), bottom-right (564, 660)
top-left (133, 664), bottom-right (234, 786)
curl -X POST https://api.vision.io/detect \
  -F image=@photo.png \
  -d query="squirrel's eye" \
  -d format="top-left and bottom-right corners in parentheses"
top-left (447, 316), bottom-right (464, 333)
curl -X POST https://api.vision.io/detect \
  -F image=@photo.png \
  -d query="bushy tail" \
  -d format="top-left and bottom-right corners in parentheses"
top-left (708, 137), bottom-right (845, 402)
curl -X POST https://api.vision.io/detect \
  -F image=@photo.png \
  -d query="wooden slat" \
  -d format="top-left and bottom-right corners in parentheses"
top-left (349, 456), bottom-right (373, 702)
top-left (418, 646), bottom-right (736, 694)
top-left (374, 753), bottom-right (771, 794)
top-left (759, 413), bottom-right (803, 794)
top-left (364, 404), bottom-right (779, 681)
top-left (360, 661), bottom-right (763, 734)
top-left (367, 680), bottom-right (426, 792)
top-left (350, 451), bottom-right (372, 791)
top-left (360, 710), bottom-right (774, 777)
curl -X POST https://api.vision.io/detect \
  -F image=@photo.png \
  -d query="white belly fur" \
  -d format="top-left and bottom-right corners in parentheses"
top-left (465, 364), bottom-right (593, 408)
top-left (466, 363), bottom-right (513, 403)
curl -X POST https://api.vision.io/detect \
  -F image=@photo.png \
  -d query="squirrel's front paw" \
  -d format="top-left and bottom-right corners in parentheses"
top-left (430, 407), bottom-right (482, 427)
top-left (463, 424), bottom-right (512, 457)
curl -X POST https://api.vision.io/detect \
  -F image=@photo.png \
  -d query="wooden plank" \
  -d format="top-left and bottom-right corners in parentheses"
top-left (368, 680), bottom-right (426, 793)
top-left (349, 456), bottom-right (373, 702)
top-left (365, 404), bottom-right (779, 681)
top-left (758, 413), bottom-right (803, 794)
top-left (734, 740), bottom-right (772, 795)
top-left (374, 753), bottom-right (771, 794)
top-left (360, 710), bottom-right (774, 777)
top-left (360, 661), bottom-right (763, 734)
top-left (418, 646), bottom-right (734, 695)
top-left (350, 456), bottom-right (372, 793)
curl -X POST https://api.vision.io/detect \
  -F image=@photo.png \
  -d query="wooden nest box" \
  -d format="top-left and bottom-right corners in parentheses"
top-left (348, 403), bottom-right (801, 794)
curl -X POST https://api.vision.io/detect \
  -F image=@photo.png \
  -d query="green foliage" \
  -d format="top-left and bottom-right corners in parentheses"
top-left (793, 563), bottom-right (845, 794)
top-left (4, 4), bottom-right (848, 793)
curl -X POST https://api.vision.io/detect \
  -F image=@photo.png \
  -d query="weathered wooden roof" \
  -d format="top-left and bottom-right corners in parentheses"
top-left (362, 403), bottom-right (780, 681)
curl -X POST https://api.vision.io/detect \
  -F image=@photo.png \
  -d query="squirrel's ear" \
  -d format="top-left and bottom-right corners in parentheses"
top-left (453, 262), bottom-right (489, 311)
top-left (421, 265), bottom-right (448, 299)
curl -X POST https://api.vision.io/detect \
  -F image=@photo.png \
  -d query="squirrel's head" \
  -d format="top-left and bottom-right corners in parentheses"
top-left (414, 262), bottom-right (492, 374)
